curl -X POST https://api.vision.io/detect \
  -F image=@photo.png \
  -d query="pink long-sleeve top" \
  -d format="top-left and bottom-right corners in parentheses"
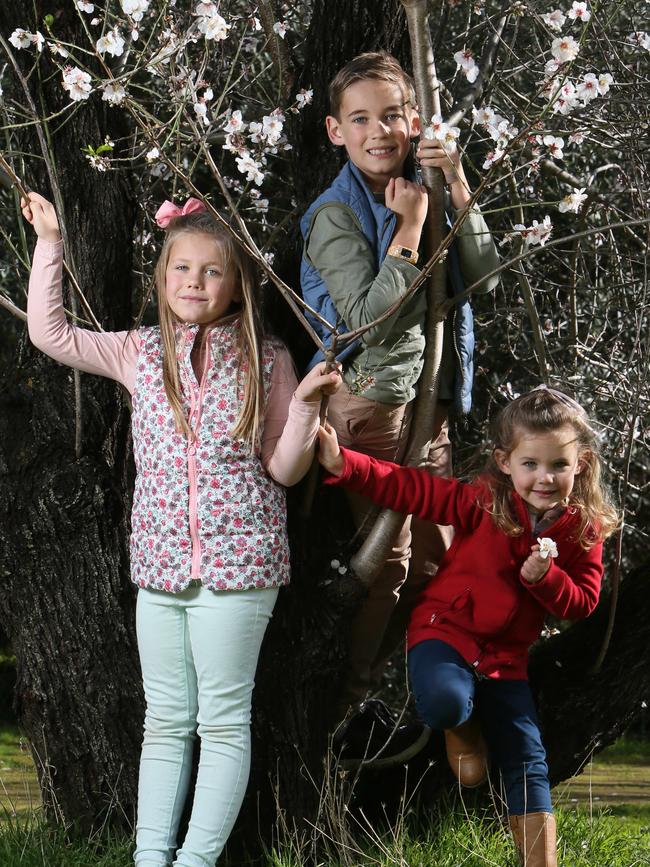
top-left (27, 238), bottom-right (320, 486)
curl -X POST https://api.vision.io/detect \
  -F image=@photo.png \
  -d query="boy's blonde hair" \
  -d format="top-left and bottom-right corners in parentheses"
top-left (328, 51), bottom-right (417, 119)
top-left (480, 387), bottom-right (620, 547)
top-left (154, 212), bottom-right (265, 451)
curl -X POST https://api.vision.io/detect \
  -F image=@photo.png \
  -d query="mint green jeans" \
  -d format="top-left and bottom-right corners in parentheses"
top-left (134, 583), bottom-right (278, 867)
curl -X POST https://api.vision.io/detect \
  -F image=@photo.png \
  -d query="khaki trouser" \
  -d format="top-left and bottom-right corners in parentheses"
top-left (327, 386), bottom-right (454, 713)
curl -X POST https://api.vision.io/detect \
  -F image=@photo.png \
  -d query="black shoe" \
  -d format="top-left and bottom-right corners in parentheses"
top-left (332, 699), bottom-right (431, 769)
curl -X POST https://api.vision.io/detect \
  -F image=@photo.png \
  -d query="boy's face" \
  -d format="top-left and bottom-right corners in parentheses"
top-left (326, 79), bottom-right (420, 192)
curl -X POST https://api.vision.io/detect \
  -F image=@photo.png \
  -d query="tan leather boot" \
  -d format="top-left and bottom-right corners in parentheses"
top-left (509, 811), bottom-right (557, 866)
top-left (443, 716), bottom-right (487, 787)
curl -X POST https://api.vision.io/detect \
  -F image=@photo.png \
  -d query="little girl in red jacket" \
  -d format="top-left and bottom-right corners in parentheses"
top-left (318, 387), bottom-right (618, 867)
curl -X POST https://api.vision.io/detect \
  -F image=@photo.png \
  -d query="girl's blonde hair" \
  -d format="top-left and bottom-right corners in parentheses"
top-left (479, 387), bottom-right (620, 547)
top-left (154, 212), bottom-right (264, 451)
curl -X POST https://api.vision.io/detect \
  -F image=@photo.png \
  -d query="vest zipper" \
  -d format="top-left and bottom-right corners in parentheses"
top-left (451, 305), bottom-right (465, 404)
top-left (188, 331), bottom-right (213, 582)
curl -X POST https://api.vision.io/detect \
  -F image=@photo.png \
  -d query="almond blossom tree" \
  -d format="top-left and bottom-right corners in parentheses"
top-left (0, 0), bottom-right (647, 852)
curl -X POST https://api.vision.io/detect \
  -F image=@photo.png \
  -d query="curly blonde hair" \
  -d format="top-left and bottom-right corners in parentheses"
top-left (479, 387), bottom-right (620, 547)
top-left (154, 212), bottom-right (265, 451)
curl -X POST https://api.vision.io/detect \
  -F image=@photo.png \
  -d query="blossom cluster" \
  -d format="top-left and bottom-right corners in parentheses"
top-left (220, 108), bottom-right (291, 186)
top-left (471, 106), bottom-right (519, 168)
top-left (546, 71), bottom-right (613, 115)
top-left (422, 114), bottom-right (460, 153)
top-left (196, 3), bottom-right (231, 41)
top-left (511, 215), bottom-right (553, 248)
top-left (541, 2), bottom-right (591, 31)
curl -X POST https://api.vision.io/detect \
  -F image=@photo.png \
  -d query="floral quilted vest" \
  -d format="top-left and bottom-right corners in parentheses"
top-left (130, 321), bottom-right (290, 593)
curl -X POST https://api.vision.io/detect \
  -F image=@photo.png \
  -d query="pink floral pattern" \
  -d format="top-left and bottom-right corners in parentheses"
top-left (130, 322), bottom-right (289, 593)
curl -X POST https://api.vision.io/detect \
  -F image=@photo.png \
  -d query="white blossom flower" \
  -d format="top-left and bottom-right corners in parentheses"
top-left (248, 121), bottom-right (263, 144)
top-left (551, 79), bottom-right (580, 115)
top-left (551, 34), bottom-right (580, 63)
top-left (513, 215), bottom-right (553, 247)
top-left (76, 1), bottom-right (95, 11)
top-left (263, 251), bottom-right (275, 266)
top-left (544, 58), bottom-right (563, 78)
top-left (250, 16), bottom-right (262, 31)
top-left (541, 9), bottom-right (566, 31)
top-left (90, 17), bottom-right (100, 26)
top-left (262, 111), bottom-right (284, 144)
top-left (483, 148), bottom-right (504, 169)
top-left (423, 113), bottom-right (447, 139)
top-left (472, 105), bottom-right (495, 126)
top-left (330, 559), bottom-right (340, 569)
top-left (252, 196), bottom-right (269, 214)
top-left (235, 151), bottom-right (265, 185)
top-left (543, 134), bottom-right (564, 159)
top-left (48, 41), bottom-right (70, 58)
top-left (223, 132), bottom-right (246, 154)
top-left (627, 31), bottom-right (650, 51)
top-left (96, 29), bottom-right (126, 57)
top-left (121, 0), bottom-right (150, 21)
top-left (440, 124), bottom-right (461, 152)
top-left (569, 131), bottom-right (585, 145)
top-left (194, 100), bottom-right (210, 126)
top-left (273, 21), bottom-right (288, 39)
top-left (146, 146), bottom-right (160, 161)
top-left (101, 82), bottom-right (126, 104)
top-left (568, 2), bottom-right (590, 22)
top-left (295, 88), bottom-right (313, 109)
top-left (196, 1), bottom-right (218, 14)
top-left (62, 66), bottom-right (93, 101)
top-left (537, 537), bottom-right (559, 559)
top-left (558, 188), bottom-right (588, 213)
top-left (224, 110), bottom-right (245, 133)
top-left (31, 31), bottom-right (46, 52)
top-left (453, 48), bottom-right (479, 83)
top-left (576, 72), bottom-right (598, 103)
top-left (198, 13), bottom-right (230, 40)
top-left (9, 29), bottom-right (33, 50)
top-left (597, 73), bottom-right (613, 95)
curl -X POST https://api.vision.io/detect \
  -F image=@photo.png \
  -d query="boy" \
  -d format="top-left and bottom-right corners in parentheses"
top-left (300, 52), bottom-right (499, 773)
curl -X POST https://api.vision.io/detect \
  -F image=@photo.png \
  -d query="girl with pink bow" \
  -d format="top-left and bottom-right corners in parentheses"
top-left (23, 191), bottom-right (340, 867)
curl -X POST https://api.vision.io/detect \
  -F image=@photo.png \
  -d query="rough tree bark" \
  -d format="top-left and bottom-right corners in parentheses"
top-left (0, 2), bottom-right (141, 829)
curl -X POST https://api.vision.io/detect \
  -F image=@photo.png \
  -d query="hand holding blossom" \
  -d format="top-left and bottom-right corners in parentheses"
top-left (317, 421), bottom-right (344, 477)
top-left (520, 540), bottom-right (556, 585)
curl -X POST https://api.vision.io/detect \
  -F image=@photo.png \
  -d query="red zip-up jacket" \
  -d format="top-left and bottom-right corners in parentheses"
top-left (325, 447), bottom-right (603, 680)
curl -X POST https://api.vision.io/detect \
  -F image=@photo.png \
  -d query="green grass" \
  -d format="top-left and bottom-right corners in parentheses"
top-left (1, 729), bottom-right (648, 865)
top-left (0, 729), bottom-right (40, 819)
top-left (0, 805), bottom-right (647, 866)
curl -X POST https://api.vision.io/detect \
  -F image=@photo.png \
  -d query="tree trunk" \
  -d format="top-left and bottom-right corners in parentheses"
top-left (0, 2), bottom-right (141, 829)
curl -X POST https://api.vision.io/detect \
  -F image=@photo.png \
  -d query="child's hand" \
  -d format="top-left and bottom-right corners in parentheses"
top-left (520, 544), bottom-right (552, 584)
top-left (21, 193), bottom-right (61, 242)
top-left (318, 421), bottom-right (344, 476)
top-left (294, 362), bottom-right (342, 403)
top-left (385, 177), bottom-right (428, 232)
top-left (416, 140), bottom-right (467, 187)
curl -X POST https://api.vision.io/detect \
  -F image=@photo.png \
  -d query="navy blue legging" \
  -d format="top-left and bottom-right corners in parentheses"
top-left (408, 639), bottom-right (552, 815)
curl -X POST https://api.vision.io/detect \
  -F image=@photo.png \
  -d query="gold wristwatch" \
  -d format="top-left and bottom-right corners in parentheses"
top-left (386, 244), bottom-right (419, 265)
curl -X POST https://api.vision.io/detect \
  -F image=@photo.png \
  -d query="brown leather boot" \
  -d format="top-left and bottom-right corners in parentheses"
top-left (509, 812), bottom-right (557, 866)
top-left (443, 716), bottom-right (487, 787)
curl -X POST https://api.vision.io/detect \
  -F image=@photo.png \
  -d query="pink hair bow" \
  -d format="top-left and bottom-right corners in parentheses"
top-left (155, 197), bottom-right (207, 228)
